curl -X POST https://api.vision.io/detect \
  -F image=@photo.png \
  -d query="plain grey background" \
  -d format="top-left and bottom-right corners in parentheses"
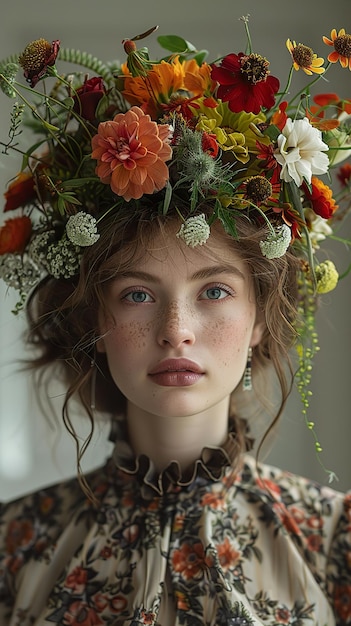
top-left (0, 0), bottom-right (350, 500)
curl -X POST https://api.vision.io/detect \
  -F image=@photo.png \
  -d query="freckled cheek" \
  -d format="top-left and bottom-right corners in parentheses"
top-left (104, 321), bottom-right (154, 350)
top-left (201, 315), bottom-right (253, 359)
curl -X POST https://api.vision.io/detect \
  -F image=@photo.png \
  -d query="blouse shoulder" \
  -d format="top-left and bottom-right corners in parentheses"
top-left (241, 455), bottom-right (351, 623)
top-left (0, 468), bottom-right (102, 608)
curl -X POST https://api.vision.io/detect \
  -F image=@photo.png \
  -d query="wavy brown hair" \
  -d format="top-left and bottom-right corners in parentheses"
top-left (25, 205), bottom-right (301, 499)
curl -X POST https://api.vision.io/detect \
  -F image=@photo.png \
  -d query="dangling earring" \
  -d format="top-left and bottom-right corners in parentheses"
top-left (90, 358), bottom-right (97, 410)
top-left (243, 347), bottom-right (252, 391)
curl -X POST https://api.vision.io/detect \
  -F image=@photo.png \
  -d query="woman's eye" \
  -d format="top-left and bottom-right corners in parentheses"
top-left (124, 290), bottom-right (152, 303)
top-left (201, 286), bottom-right (230, 300)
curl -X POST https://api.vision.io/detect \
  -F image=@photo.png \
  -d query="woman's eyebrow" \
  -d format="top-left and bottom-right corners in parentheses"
top-left (190, 265), bottom-right (246, 281)
top-left (116, 265), bottom-right (246, 283)
top-left (118, 270), bottom-right (162, 283)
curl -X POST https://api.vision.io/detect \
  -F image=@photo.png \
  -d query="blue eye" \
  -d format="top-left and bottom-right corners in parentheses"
top-left (124, 291), bottom-right (152, 303)
top-left (202, 287), bottom-right (228, 300)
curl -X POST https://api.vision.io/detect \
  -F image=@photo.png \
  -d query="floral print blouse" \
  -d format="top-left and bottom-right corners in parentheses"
top-left (0, 421), bottom-right (350, 626)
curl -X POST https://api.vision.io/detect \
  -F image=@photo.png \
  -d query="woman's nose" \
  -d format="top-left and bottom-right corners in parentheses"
top-left (156, 301), bottom-right (196, 348)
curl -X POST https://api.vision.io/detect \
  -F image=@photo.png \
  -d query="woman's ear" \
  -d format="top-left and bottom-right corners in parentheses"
top-left (250, 320), bottom-right (265, 348)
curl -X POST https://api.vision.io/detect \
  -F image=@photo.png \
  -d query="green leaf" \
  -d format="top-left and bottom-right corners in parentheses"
top-left (217, 207), bottom-right (238, 239)
top-left (61, 97), bottom-right (75, 109)
top-left (61, 177), bottom-right (96, 189)
top-left (162, 181), bottom-right (173, 214)
top-left (20, 140), bottom-right (47, 169)
top-left (157, 35), bottom-right (196, 54)
top-left (60, 194), bottom-right (82, 205)
top-left (263, 124), bottom-right (281, 141)
top-left (95, 93), bottom-right (111, 119)
top-left (57, 196), bottom-right (66, 215)
top-left (193, 50), bottom-right (209, 64)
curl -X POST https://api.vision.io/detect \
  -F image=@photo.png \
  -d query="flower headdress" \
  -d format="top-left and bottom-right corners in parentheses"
top-left (1, 19), bottom-right (351, 476)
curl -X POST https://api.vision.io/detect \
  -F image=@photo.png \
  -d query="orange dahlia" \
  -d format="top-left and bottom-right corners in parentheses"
top-left (91, 106), bottom-right (172, 201)
top-left (323, 28), bottom-right (351, 70)
top-left (304, 176), bottom-right (338, 219)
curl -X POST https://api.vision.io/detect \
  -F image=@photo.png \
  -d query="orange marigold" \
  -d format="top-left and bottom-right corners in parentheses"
top-left (0, 216), bottom-right (32, 254)
top-left (122, 56), bottom-right (213, 118)
top-left (91, 106), bottom-right (172, 201)
top-left (304, 176), bottom-right (338, 219)
top-left (122, 57), bottom-right (185, 117)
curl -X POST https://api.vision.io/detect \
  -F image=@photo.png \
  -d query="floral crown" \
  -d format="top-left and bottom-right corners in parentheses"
top-left (0, 19), bottom-right (351, 476)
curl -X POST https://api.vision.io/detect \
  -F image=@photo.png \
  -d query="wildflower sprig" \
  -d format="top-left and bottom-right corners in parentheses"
top-left (2, 101), bottom-right (25, 154)
top-left (295, 270), bottom-right (339, 483)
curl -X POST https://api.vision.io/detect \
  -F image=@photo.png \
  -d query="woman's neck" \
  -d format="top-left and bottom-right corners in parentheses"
top-left (126, 399), bottom-right (230, 472)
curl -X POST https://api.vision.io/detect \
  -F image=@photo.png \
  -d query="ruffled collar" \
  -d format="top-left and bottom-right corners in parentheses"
top-left (109, 417), bottom-right (253, 499)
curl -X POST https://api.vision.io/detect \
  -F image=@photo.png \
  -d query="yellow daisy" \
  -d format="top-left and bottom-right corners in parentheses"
top-left (323, 28), bottom-right (351, 70)
top-left (286, 39), bottom-right (325, 75)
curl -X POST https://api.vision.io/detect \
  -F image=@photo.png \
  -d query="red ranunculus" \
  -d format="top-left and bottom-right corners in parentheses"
top-left (73, 77), bottom-right (106, 122)
top-left (0, 216), bottom-right (32, 254)
top-left (211, 52), bottom-right (280, 114)
top-left (4, 172), bottom-right (36, 212)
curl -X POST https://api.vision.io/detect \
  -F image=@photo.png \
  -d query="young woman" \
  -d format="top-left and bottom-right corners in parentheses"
top-left (0, 24), bottom-right (350, 626)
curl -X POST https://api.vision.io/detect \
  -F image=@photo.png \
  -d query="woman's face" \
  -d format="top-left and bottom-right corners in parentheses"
top-left (98, 225), bottom-right (263, 420)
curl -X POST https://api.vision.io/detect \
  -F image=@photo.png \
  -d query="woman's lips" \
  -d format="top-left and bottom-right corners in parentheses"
top-left (148, 358), bottom-right (204, 387)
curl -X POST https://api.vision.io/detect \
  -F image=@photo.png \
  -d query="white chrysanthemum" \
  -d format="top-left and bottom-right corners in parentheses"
top-left (66, 211), bottom-right (100, 247)
top-left (274, 117), bottom-right (329, 187)
top-left (304, 209), bottom-right (333, 250)
top-left (259, 223), bottom-right (292, 259)
top-left (176, 214), bottom-right (211, 247)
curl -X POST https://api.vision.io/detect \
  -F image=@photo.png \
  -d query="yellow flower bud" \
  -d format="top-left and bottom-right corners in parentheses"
top-left (315, 260), bottom-right (339, 294)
